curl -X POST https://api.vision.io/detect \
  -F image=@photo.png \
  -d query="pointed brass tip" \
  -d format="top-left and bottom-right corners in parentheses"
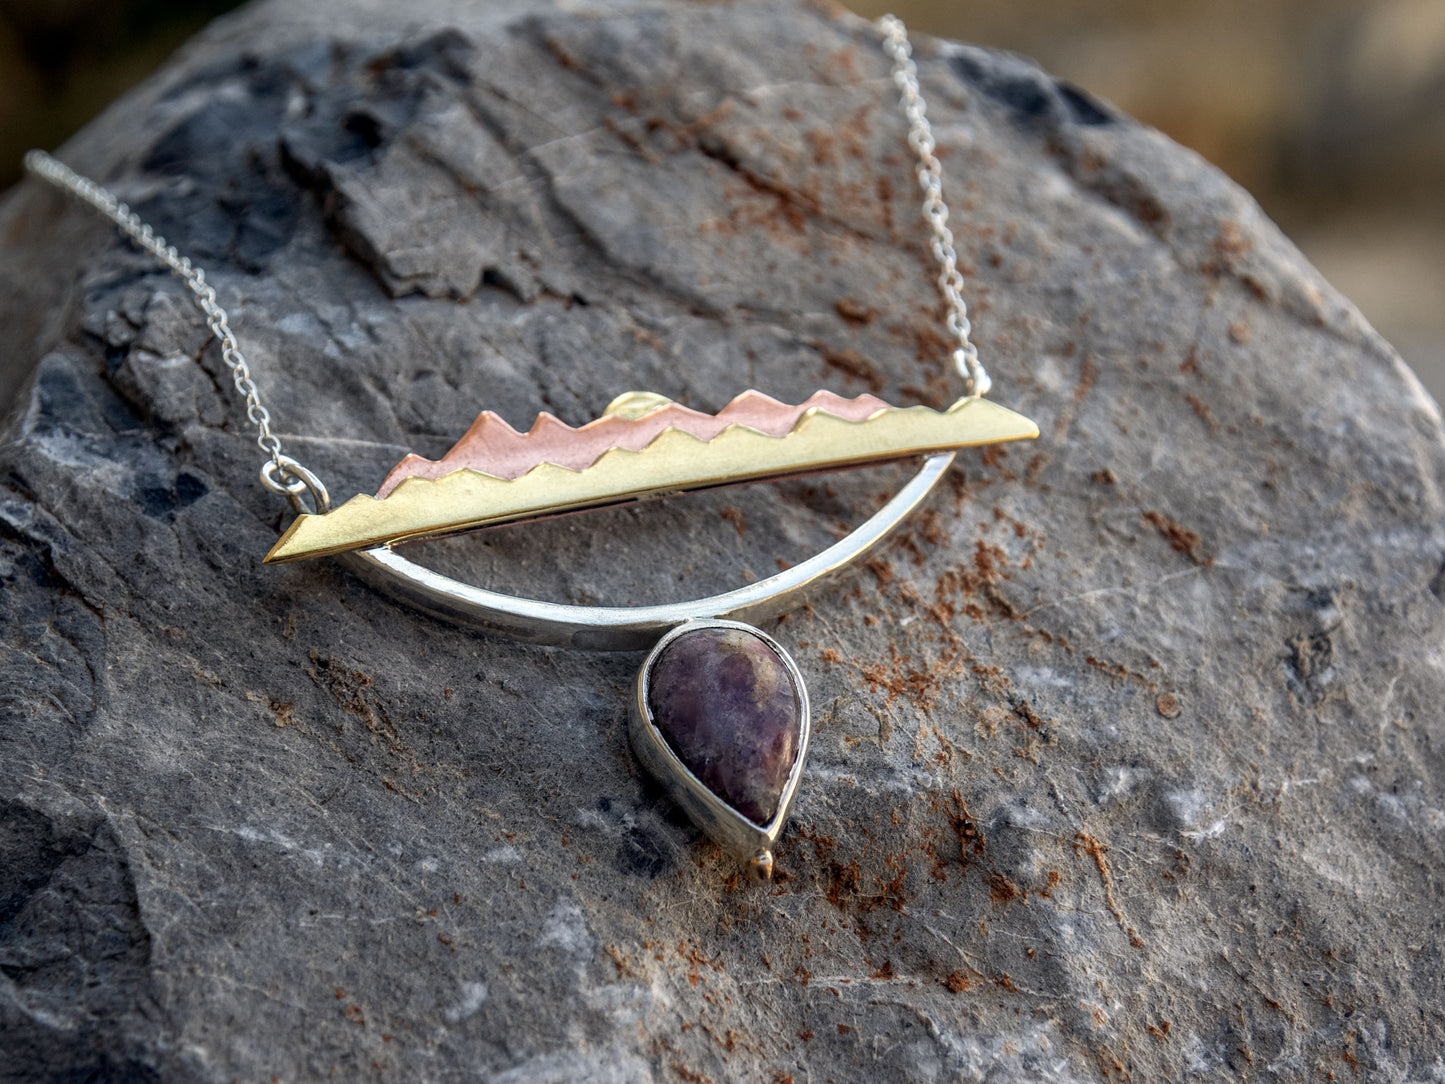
top-left (747, 849), bottom-right (775, 883)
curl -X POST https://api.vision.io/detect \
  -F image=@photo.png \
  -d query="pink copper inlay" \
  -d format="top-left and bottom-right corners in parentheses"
top-left (376, 390), bottom-right (892, 497)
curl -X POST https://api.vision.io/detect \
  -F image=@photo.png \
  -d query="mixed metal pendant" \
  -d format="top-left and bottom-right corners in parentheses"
top-left (266, 389), bottom-right (1037, 877)
top-left (28, 14), bottom-right (1034, 884)
top-left (29, 15), bottom-right (1031, 884)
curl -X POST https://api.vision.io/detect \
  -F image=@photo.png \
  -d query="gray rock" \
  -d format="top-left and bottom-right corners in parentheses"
top-left (2, 0), bottom-right (1443, 1079)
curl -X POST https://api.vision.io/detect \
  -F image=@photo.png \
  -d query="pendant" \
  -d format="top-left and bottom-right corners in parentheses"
top-left (632, 619), bottom-right (811, 881)
top-left (265, 388), bottom-right (1037, 877)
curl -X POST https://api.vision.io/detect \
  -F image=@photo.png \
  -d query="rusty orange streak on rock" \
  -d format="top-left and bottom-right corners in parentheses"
top-left (376, 389), bottom-right (890, 496)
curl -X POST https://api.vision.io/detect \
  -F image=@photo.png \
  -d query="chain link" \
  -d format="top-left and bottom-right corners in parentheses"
top-left (877, 15), bottom-right (991, 397)
top-left (22, 149), bottom-right (328, 512)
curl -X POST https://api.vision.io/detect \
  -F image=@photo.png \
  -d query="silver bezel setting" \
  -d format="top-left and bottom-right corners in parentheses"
top-left (629, 619), bottom-right (812, 876)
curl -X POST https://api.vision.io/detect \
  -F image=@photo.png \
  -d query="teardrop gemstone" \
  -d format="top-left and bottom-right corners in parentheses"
top-left (645, 627), bottom-right (802, 825)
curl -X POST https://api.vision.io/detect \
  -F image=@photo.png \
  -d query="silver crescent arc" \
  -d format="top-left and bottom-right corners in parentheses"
top-left (335, 452), bottom-right (954, 650)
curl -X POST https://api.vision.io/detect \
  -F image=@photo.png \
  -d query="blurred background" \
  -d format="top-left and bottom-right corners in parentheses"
top-left (2, 0), bottom-right (1443, 401)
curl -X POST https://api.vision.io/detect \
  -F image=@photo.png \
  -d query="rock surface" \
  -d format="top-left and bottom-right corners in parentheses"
top-left (1, 0), bottom-right (1443, 1080)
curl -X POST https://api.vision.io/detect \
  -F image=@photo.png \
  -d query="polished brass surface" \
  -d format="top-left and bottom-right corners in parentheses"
top-left (264, 395), bottom-right (1038, 564)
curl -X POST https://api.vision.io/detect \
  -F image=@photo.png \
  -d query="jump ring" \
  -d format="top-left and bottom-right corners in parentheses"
top-left (260, 455), bottom-right (332, 515)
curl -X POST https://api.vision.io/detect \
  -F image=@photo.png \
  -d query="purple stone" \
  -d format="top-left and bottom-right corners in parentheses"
top-left (646, 627), bottom-right (802, 825)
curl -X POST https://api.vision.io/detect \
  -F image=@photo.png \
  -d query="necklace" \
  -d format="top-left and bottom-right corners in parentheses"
top-left (24, 15), bottom-right (1037, 882)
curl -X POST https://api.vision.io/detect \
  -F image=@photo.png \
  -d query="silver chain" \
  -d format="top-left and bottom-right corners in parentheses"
top-left (878, 15), bottom-right (991, 397)
top-left (22, 18), bottom-right (985, 511)
top-left (22, 149), bottom-right (329, 512)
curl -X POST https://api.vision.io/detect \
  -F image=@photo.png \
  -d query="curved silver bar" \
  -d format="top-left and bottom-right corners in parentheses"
top-left (336, 452), bottom-right (955, 650)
